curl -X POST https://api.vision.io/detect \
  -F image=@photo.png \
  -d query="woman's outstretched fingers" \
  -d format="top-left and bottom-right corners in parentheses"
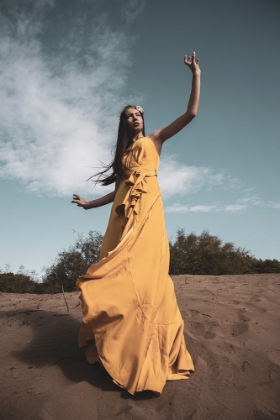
top-left (184, 53), bottom-right (195, 67)
top-left (71, 194), bottom-right (80, 204)
top-left (184, 52), bottom-right (201, 75)
top-left (71, 194), bottom-right (88, 208)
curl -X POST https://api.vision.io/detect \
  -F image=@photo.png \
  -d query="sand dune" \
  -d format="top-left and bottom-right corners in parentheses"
top-left (0, 274), bottom-right (280, 420)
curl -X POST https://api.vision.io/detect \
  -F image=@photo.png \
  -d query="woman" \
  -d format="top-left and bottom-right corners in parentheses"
top-left (72, 52), bottom-right (201, 395)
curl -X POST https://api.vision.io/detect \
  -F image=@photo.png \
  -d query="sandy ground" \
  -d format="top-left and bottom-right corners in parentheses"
top-left (0, 274), bottom-right (280, 420)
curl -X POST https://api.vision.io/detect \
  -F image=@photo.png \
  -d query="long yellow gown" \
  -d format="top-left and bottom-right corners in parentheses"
top-left (77, 136), bottom-right (194, 395)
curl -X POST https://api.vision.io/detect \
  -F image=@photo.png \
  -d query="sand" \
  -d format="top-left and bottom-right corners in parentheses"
top-left (0, 274), bottom-right (280, 420)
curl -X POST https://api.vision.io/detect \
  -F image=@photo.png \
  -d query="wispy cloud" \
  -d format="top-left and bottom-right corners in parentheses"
top-left (166, 196), bottom-right (280, 213)
top-left (0, 1), bottom-right (139, 196)
top-left (158, 156), bottom-right (234, 198)
top-left (0, 1), bottom-right (276, 209)
top-left (166, 204), bottom-right (219, 213)
top-left (117, 0), bottom-right (147, 25)
top-left (0, 2), bottom-right (243, 201)
top-left (224, 204), bottom-right (248, 212)
top-left (270, 202), bottom-right (280, 209)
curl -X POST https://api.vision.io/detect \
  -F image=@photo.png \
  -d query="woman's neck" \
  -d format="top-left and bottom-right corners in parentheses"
top-left (132, 131), bottom-right (144, 142)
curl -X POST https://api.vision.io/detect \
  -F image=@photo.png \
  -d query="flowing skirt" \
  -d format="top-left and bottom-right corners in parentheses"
top-left (77, 172), bottom-right (194, 395)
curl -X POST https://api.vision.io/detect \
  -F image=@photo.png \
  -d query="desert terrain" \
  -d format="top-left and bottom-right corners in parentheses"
top-left (0, 274), bottom-right (280, 420)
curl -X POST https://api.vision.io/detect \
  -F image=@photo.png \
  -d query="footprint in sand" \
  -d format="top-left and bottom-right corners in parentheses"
top-left (245, 302), bottom-right (267, 315)
top-left (189, 321), bottom-right (216, 340)
top-left (204, 331), bottom-right (215, 339)
top-left (231, 321), bottom-right (248, 337)
top-left (232, 300), bottom-right (240, 305)
top-left (187, 309), bottom-right (200, 317)
top-left (108, 403), bottom-right (161, 420)
top-left (228, 309), bottom-right (252, 337)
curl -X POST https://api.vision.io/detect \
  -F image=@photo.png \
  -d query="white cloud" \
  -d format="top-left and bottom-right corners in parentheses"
top-left (166, 204), bottom-right (219, 213)
top-left (0, 1), bottom-right (136, 196)
top-left (165, 204), bottom-right (187, 213)
top-left (237, 195), bottom-right (262, 206)
top-left (224, 204), bottom-right (248, 212)
top-left (190, 205), bottom-right (218, 212)
top-left (1, 1), bottom-right (278, 209)
top-left (166, 198), bottom-right (280, 214)
top-left (0, 3), bottom-right (243, 201)
top-left (158, 156), bottom-right (228, 198)
top-left (166, 203), bottom-right (248, 214)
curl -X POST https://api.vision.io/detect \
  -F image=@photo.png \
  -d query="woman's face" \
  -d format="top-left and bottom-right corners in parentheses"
top-left (124, 107), bottom-right (143, 134)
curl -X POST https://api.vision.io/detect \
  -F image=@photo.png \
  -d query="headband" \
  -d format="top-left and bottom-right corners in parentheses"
top-left (135, 105), bottom-right (144, 115)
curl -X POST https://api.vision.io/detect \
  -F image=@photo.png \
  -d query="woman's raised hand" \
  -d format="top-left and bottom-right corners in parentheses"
top-left (184, 52), bottom-right (201, 75)
top-left (71, 194), bottom-right (88, 210)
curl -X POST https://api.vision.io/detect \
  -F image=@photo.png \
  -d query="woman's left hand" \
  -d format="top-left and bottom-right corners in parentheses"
top-left (184, 52), bottom-right (201, 75)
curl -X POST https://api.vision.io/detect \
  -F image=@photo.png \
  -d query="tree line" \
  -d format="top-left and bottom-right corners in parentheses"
top-left (1, 229), bottom-right (279, 294)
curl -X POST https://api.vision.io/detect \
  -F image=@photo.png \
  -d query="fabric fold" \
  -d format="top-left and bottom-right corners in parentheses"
top-left (115, 168), bottom-right (157, 229)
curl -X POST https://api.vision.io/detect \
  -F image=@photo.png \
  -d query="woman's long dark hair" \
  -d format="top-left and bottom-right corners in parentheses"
top-left (90, 105), bottom-right (145, 186)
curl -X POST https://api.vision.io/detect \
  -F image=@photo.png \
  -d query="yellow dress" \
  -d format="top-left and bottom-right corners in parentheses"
top-left (77, 136), bottom-right (194, 395)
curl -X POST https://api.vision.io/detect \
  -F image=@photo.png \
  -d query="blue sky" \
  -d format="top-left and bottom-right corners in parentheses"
top-left (0, 0), bottom-right (279, 278)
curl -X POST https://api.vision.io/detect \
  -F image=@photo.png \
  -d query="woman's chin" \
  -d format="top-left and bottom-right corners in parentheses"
top-left (132, 127), bottom-right (143, 135)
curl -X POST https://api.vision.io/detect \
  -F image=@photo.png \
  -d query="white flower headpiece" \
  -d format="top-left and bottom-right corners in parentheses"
top-left (135, 105), bottom-right (144, 115)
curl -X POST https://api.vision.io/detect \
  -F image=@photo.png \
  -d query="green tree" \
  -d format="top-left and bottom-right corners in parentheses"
top-left (43, 230), bottom-right (103, 293)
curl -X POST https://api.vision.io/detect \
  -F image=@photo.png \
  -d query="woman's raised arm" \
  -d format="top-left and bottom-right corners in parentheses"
top-left (150, 52), bottom-right (201, 149)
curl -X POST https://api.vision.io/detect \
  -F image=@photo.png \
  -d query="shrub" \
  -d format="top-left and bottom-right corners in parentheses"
top-left (2, 229), bottom-right (279, 294)
top-left (0, 272), bottom-right (45, 294)
top-left (43, 230), bottom-right (103, 293)
top-left (251, 259), bottom-right (280, 273)
top-left (170, 229), bottom-right (255, 275)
